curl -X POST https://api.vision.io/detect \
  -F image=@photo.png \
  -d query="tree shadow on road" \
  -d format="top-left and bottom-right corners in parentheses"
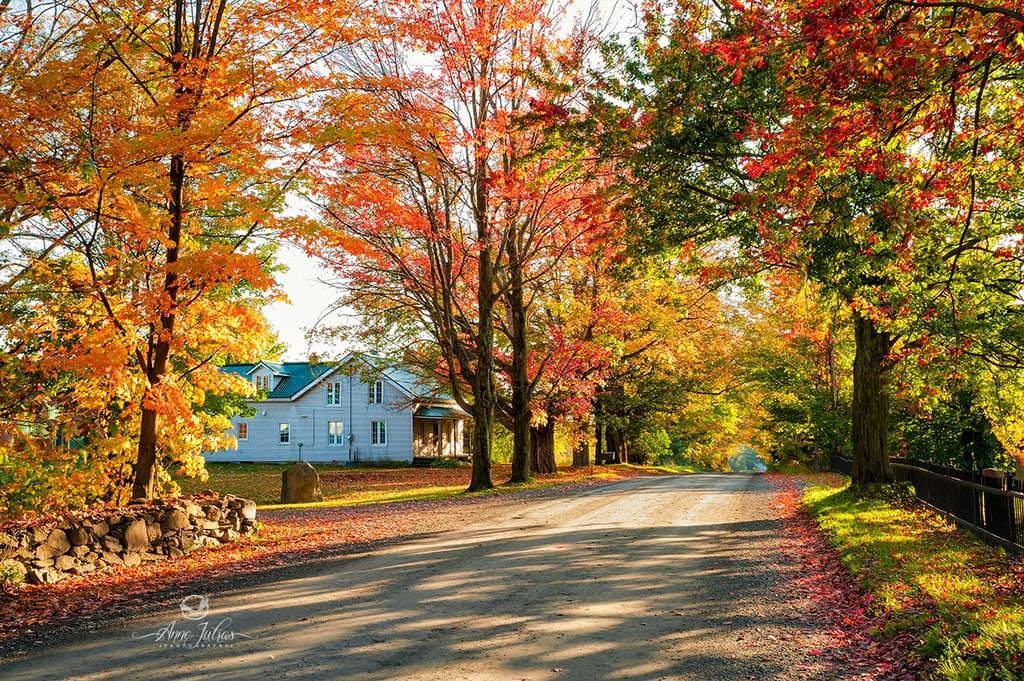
top-left (2, 476), bottom-right (838, 680)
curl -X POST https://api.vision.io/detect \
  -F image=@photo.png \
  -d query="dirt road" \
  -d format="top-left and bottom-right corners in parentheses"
top-left (1, 474), bottom-right (834, 680)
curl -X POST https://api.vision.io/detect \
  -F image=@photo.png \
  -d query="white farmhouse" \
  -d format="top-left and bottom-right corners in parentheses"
top-left (206, 357), bottom-right (469, 464)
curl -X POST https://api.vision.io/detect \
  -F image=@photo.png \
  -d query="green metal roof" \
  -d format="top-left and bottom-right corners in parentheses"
top-left (220, 357), bottom-right (454, 402)
top-left (414, 405), bottom-right (471, 419)
top-left (220, 361), bottom-right (336, 399)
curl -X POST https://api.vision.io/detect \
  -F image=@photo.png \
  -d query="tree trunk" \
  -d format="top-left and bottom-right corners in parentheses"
top-left (469, 393), bottom-right (494, 492)
top-left (467, 149), bottom-right (494, 492)
top-left (850, 311), bottom-right (894, 484)
top-left (468, 293), bottom-right (495, 491)
top-left (509, 410), bottom-right (531, 482)
top-left (606, 427), bottom-right (622, 463)
top-left (826, 326), bottom-right (839, 411)
top-left (529, 419), bottom-right (557, 474)
top-left (134, 409), bottom-right (159, 500)
top-left (571, 439), bottom-right (590, 468)
top-left (132, 145), bottom-right (184, 499)
top-left (507, 238), bottom-right (531, 484)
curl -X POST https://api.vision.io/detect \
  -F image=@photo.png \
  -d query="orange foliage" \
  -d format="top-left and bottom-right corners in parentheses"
top-left (0, 1), bottom-right (361, 511)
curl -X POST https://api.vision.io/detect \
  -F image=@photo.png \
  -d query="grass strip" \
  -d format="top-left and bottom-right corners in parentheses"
top-left (803, 480), bottom-right (1024, 680)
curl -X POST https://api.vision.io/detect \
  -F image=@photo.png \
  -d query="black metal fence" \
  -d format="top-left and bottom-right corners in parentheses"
top-left (830, 455), bottom-right (1024, 555)
top-left (830, 453), bottom-right (852, 476)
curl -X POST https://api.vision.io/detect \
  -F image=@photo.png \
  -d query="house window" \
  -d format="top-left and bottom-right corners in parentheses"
top-left (326, 382), bottom-right (342, 406)
top-left (255, 375), bottom-right (270, 391)
top-left (328, 421), bottom-right (344, 445)
top-left (371, 420), bottom-right (387, 446)
top-left (237, 422), bottom-right (248, 441)
top-left (369, 379), bottom-right (384, 404)
top-left (279, 423), bottom-right (290, 444)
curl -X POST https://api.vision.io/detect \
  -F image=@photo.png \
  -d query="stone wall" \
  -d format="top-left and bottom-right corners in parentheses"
top-left (0, 494), bottom-right (257, 585)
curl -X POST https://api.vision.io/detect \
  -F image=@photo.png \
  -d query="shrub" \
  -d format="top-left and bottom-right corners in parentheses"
top-left (429, 457), bottom-right (465, 469)
top-left (0, 562), bottom-right (25, 591)
top-left (632, 427), bottom-right (671, 466)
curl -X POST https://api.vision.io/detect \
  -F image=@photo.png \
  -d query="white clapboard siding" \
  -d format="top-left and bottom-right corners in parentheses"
top-left (205, 367), bottom-right (420, 464)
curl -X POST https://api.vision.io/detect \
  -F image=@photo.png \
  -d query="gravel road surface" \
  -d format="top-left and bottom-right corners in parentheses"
top-left (1, 473), bottom-right (837, 680)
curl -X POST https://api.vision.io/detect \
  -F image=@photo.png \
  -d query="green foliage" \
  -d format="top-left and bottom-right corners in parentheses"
top-left (0, 429), bottom-right (136, 519)
top-left (632, 427), bottom-right (672, 466)
top-left (590, 2), bottom-right (770, 261)
top-left (0, 562), bottom-right (25, 591)
top-left (0, 448), bottom-right (54, 518)
top-left (892, 387), bottom-right (1007, 471)
top-left (738, 283), bottom-right (853, 471)
top-left (490, 424), bottom-right (513, 465)
top-left (200, 390), bottom-right (258, 420)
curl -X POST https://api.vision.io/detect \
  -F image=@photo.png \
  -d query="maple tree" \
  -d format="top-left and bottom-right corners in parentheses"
top-left (720, 0), bottom-right (1024, 483)
top-left (489, 167), bottom-right (628, 475)
top-left (600, 0), bottom-right (1024, 485)
top-left (1, 0), bottom-right (355, 508)
top-left (306, 0), bottom-right (613, 489)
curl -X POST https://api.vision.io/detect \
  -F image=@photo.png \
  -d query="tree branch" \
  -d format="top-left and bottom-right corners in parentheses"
top-left (884, 1), bottom-right (1024, 24)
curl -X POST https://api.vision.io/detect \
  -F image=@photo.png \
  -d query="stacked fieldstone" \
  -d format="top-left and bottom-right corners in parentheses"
top-left (0, 494), bottom-right (257, 585)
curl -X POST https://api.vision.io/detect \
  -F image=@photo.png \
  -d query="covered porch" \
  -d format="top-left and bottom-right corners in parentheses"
top-left (412, 403), bottom-right (469, 460)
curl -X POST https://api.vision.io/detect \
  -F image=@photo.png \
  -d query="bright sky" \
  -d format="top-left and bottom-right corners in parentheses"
top-left (263, 244), bottom-right (345, 361)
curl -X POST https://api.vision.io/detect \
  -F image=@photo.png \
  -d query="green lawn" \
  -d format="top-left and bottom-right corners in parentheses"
top-left (173, 462), bottom-right (469, 506)
top-left (173, 463), bottom-right (320, 505)
top-left (173, 462), bottom-right (687, 508)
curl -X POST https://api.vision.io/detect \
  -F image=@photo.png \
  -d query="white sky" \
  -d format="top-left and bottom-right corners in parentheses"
top-left (263, 244), bottom-right (345, 361)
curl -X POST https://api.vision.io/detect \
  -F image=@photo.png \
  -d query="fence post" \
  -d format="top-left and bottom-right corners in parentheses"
top-left (981, 468), bottom-right (1011, 542)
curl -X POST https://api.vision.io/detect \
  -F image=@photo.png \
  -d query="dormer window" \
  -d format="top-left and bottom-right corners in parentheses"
top-left (255, 375), bottom-right (270, 391)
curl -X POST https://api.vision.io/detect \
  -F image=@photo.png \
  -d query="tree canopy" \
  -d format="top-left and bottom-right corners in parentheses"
top-left (0, 0), bottom-right (354, 512)
top-left (5, 0), bottom-right (1024, 514)
top-left (596, 0), bottom-right (1024, 484)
